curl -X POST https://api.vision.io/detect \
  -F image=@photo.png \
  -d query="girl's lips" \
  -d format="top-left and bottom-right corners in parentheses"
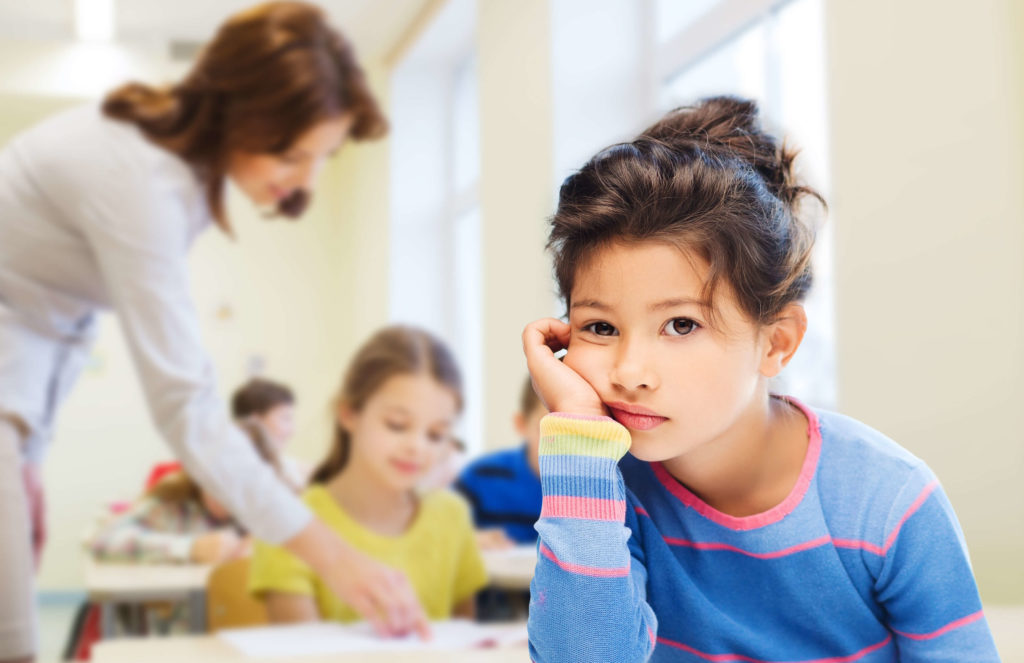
top-left (606, 404), bottom-right (668, 431)
top-left (389, 459), bottom-right (421, 475)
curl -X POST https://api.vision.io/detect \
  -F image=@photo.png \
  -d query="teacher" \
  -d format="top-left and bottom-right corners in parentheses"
top-left (0, 3), bottom-right (426, 660)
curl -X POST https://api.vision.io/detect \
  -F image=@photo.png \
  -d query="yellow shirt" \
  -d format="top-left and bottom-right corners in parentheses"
top-left (249, 485), bottom-right (488, 621)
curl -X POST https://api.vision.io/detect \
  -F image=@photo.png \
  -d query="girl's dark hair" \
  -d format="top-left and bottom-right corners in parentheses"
top-left (231, 378), bottom-right (294, 418)
top-left (310, 325), bottom-right (463, 485)
top-left (550, 96), bottom-right (824, 327)
top-left (102, 1), bottom-right (387, 228)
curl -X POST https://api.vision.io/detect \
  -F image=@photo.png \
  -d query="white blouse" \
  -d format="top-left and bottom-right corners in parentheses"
top-left (0, 104), bottom-right (310, 544)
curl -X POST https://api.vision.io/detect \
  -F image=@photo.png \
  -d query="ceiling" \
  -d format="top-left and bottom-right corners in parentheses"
top-left (0, 0), bottom-right (430, 60)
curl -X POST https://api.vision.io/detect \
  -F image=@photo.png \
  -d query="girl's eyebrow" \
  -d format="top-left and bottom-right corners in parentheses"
top-left (571, 297), bottom-right (705, 312)
top-left (571, 299), bottom-right (609, 311)
top-left (650, 297), bottom-right (706, 311)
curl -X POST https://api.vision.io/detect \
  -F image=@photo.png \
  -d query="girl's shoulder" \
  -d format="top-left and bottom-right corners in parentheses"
top-left (811, 407), bottom-right (941, 534)
top-left (813, 407), bottom-right (929, 481)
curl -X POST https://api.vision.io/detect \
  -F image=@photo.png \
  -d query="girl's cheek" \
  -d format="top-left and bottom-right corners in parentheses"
top-left (564, 345), bottom-right (602, 382)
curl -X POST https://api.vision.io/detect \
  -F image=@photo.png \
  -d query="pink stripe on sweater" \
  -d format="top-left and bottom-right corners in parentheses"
top-left (881, 480), bottom-right (938, 551)
top-left (541, 496), bottom-right (626, 521)
top-left (655, 634), bottom-right (892, 662)
top-left (893, 610), bottom-right (984, 641)
top-left (663, 535), bottom-right (833, 559)
top-left (539, 543), bottom-right (630, 578)
top-left (652, 396), bottom-right (822, 531)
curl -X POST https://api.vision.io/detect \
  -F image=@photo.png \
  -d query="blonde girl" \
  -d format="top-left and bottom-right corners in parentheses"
top-left (250, 326), bottom-right (487, 624)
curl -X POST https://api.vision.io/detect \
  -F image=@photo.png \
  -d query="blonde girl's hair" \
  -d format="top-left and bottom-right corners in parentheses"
top-left (310, 325), bottom-right (463, 485)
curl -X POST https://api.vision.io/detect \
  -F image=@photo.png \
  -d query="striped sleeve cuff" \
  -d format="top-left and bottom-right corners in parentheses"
top-left (538, 413), bottom-right (631, 522)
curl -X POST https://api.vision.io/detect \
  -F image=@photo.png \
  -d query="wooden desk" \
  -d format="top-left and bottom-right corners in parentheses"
top-left (92, 635), bottom-right (530, 662)
top-left (85, 559), bottom-right (213, 636)
top-left (482, 545), bottom-right (536, 590)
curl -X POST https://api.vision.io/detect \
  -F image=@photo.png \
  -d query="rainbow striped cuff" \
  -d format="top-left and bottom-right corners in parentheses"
top-left (538, 413), bottom-right (631, 522)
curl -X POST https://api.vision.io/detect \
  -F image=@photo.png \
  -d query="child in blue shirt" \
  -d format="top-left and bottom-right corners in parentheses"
top-left (522, 96), bottom-right (1000, 662)
top-left (455, 377), bottom-right (546, 547)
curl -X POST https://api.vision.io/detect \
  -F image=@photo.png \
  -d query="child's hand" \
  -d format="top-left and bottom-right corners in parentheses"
top-left (190, 529), bottom-right (243, 564)
top-left (475, 528), bottom-right (515, 551)
top-left (522, 318), bottom-right (606, 417)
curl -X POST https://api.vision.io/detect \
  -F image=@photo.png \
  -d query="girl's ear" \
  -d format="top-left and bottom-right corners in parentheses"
top-left (513, 412), bottom-right (527, 438)
top-left (758, 303), bottom-right (807, 378)
top-left (336, 401), bottom-right (357, 432)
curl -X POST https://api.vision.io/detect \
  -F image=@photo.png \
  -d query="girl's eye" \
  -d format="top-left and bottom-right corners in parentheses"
top-left (583, 321), bottom-right (618, 336)
top-left (427, 431), bottom-right (447, 444)
top-left (663, 317), bottom-right (699, 337)
top-left (385, 420), bottom-right (407, 432)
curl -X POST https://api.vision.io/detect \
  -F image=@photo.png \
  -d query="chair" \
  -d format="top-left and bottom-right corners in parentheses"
top-left (206, 557), bottom-right (268, 631)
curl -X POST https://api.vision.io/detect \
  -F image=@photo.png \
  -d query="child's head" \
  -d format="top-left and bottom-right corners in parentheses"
top-left (550, 97), bottom-right (822, 461)
top-left (310, 325), bottom-right (463, 492)
top-left (231, 378), bottom-right (296, 449)
top-left (514, 377), bottom-right (547, 453)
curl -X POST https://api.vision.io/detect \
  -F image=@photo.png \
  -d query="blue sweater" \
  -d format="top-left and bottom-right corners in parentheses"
top-left (527, 400), bottom-right (1000, 662)
top-left (455, 444), bottom-right (542, 544)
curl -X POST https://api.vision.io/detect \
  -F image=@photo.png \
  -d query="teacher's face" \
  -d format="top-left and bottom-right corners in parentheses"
top-left (227, 115), bottom-right (353, 210)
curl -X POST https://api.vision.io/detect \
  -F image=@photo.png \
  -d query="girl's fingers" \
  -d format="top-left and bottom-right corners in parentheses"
top-left (523, 318), bottom-right (606, 417)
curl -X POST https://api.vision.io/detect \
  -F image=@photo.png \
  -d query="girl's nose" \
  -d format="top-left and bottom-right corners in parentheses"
top-left (609, 339), bottom-right (659, 392)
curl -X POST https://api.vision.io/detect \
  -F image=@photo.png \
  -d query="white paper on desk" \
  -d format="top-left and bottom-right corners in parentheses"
top-left (218, 620), bottom-right (528, 657)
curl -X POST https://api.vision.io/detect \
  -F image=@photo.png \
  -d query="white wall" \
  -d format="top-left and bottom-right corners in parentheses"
top-left (826, 0), bottom-right (1024, 603)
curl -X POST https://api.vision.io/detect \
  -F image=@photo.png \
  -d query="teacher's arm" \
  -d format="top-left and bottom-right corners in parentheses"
top-left (77, 172), bottom-right (429, 637)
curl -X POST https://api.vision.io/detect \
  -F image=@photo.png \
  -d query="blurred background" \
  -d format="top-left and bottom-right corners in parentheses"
top-left (0, 0), bottom-right (1021, 656)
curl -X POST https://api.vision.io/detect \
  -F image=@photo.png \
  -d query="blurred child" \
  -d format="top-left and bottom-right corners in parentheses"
top-left (523, 97), bottom-right (999, 661)
top-left (232, 377), bottom-right (309, 487)
top-left (249, 325), bottom-right (488, 623)
top-left (86, 420), bottom-right (291, 564)
top-left (455, 377), bottom-right (546, 549)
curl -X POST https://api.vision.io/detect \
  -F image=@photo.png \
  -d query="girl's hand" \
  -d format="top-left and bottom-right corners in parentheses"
top-left (285, 519), bottom-right (431, 640)
top-left (522, 318), bottom-right (606, 417)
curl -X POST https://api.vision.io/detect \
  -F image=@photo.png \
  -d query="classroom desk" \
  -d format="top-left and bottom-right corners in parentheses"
top-left (92, 636), bottom-right (530, 662)
top-left (481, 545), bottom-right (536, 590)
top-left (84, 558), bottom-right (213, 636)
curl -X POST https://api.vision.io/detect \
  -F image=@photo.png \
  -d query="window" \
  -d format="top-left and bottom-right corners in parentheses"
top-left (654, 0), bottom-right (835, 408)
top-left (389, 0), bottom-right (483, 450)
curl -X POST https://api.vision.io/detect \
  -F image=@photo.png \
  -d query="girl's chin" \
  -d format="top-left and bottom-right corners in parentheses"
top-left (625, 435), bottom-right (679, 463)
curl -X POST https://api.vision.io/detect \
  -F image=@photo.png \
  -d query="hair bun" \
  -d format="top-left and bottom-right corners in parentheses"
top-left (641, 96), bottom-right (817, 211)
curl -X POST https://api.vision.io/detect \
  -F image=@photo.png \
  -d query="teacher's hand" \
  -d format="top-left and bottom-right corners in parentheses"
top-left (21, 461), bottom-right (46, 570)
top-left (285, 518), bottom-right (431, 639)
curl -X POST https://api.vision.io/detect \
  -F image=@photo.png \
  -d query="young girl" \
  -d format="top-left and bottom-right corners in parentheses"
top-left (86, 420), bottom-right (292, 564)
top-left (249, 325), bottom-right (488, 623)
top-left (232, 377), bottom-right (309, 487)
top-left (523, 97), bottom-right (999, 662)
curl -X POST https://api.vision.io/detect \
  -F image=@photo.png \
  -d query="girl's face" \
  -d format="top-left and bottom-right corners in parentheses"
top-left (227, 115), bottom-right (352, 210)
top-left (257, 404), bottom-right (296, 449)
top-left (565, 240), bottom-right (774, 463)
top-left (340, 373), bottom-right (459, 493)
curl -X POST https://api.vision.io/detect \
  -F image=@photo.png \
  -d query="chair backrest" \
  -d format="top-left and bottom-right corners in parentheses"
top-left (206, 556), bottom-right (268, 631)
